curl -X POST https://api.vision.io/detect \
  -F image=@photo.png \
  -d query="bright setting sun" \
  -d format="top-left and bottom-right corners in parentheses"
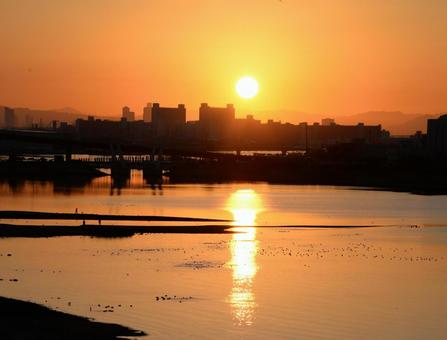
top-left (236, 76), bottom-right (259, 99)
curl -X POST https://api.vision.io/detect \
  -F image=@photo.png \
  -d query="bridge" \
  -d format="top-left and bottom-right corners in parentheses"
top-left (0, 128), bottom-right (307, 159)
top-left (0, 128), bottom-right (311, 181)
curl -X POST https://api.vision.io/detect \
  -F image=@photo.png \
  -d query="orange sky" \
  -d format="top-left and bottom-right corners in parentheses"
top-left (1, 0), bottom-right (446, 122)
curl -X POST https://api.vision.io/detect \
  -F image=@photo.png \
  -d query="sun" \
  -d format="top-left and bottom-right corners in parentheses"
top-left (236, 76), bottom-right (259, 99)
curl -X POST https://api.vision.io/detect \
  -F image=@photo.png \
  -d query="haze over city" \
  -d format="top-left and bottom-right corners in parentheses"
top-left (1, 0), bottom-right (447, 122)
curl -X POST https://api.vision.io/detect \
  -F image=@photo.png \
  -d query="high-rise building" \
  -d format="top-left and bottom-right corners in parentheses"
top-left (151, 103), bottom-right (186, 137)
top-left (427, 114), bottom-right (447, 156)
top-left (25, 114), bottom-right (33, 128)
top-left (4, 107), bottom-right (15, 128)
top-left (322, 118), bottom-right (335, 126)
top-left (143, 103), bottom-right (152, 123)
top-left (122, 106), bottom-right (135, 121)
top-left (199, 103), bottom-right (235, 142)
top-left (199, 103), bottom-right (235, 123)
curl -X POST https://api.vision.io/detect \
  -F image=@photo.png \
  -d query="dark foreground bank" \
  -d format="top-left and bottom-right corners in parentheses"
top-left (0, 210), bottom-right (230, 223)
top-left (0, 223), bottom-right (235, 238)
top-left (0, 223), bottom-right (377, 238)
top-left (0, 296), bottom-right (146, 340)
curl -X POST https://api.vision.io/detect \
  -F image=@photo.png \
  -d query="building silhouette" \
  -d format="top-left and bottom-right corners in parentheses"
top-left (58, 102), bottom-right (390, 150)
top-left (122, 106), bottom-right (135, 121)
top-left (4, 107), bottom-right (15, 128)
top-left (199, 103), bottom-right (235, 142)
top-left (75, 116), bottom-right (150, 144)
top-left (151, 103), bottom-right (186, 137)
top-left (427, 114), bottom-right (447, 156)
top-left (303, 122), bottom-right (383, 148)
top-left (143, 103), bottom-right (152, 123)
top-left (24, 114), bottom-right (33, 128)
top-left (322, 118), bottom-right (335, 126)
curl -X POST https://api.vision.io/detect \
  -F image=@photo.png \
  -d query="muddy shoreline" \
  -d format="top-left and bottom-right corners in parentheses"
top-left (0, 296), bottom-right (145, 340)
top-left (0, 223), bottom-right (235, 238)
top-left (0, 223), bottom-right (379, 238)
top-left (0, 210), bottom-right (230, 222)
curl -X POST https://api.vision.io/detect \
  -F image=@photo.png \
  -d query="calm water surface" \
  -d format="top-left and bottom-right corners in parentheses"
top-left (1, 172), bottom-right (446, 338)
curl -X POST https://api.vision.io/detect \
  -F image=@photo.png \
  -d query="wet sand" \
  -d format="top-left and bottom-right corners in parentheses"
top-left (0, 210), bottom-right (230, 222)
top-left (0, 223), bottom-right (376, 238)
top-left (0, 296), bottom-right (146, 340)
top-left (0, 223), bottom-right (235, 237)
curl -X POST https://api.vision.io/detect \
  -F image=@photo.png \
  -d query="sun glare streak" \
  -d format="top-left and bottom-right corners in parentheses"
top-left (227, 189), bottom-right (262, 227)
top-left (226, 189), bottom-right (262, 326)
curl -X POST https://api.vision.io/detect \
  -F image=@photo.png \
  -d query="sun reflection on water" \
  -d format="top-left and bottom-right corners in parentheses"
top-left (226, 189), bottom-right (262, 326)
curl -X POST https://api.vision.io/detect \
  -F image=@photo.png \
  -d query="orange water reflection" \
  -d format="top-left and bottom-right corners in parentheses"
top-left (226, 189), bottom-right (262, 326)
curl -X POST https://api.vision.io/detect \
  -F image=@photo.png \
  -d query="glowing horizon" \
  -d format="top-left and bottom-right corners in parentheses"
top-left (1, 1), bottom-right (446, 122)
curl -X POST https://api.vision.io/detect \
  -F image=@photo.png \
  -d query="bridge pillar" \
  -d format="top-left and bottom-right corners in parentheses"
top-left (111, 161), bottom-right (131, 178)
top-left (158, 147), bottom-right (164, 161)
top-left (65, 153), bottom-right (72, 162)
top-left (150, 148), bottom-right (155, 162)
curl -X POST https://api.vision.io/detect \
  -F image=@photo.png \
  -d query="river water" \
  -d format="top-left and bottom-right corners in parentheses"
top-left (1, 171), bottom-right (446, 338)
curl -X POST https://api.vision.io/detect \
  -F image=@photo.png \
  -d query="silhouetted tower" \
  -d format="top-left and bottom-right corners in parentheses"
top-left (199, 103), bottom-right (235, 142)
top-left (122, 106), bottom-right (135, 121)
top-left (143, 103), bottom-right (152, 123)
top-left (151, 103), bottom-right (186, 137)
top-left (427, 114), bottom-right (447, 156)
top-left (322, 118), bottom-right (335, 126)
